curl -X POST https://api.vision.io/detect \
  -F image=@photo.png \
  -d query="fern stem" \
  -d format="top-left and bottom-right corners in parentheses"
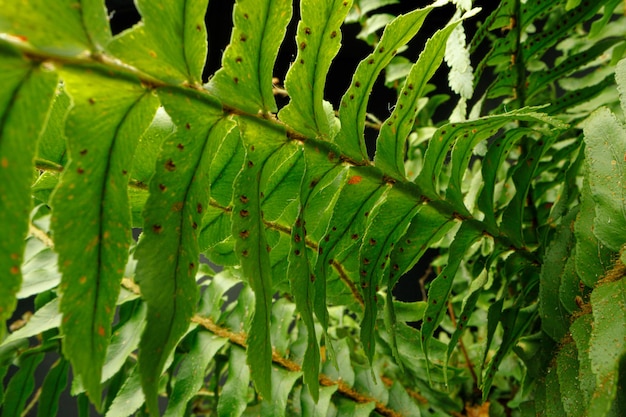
top-left (190, 315), bottom-right (407, 417)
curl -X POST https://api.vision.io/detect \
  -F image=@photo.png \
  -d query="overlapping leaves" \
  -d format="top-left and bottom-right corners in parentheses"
top-left (1, 0), bottom-right (626, 416)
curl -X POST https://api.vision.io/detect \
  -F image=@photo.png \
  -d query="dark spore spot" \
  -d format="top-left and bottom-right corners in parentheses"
top-left (77, 167), bottom-right (84, 174)
top-left (332, 226), bottom-right (337, 231)
top-left (79, 149), bottom-right (88, 156)
top-left (369, 238), bottom-right (376, 245)
top-left (239, 230), bottom-right (249, 239)
top-left (266, 245), bottom-right (272, 253)
top-left (324, 235), bottom-right (330, 242)
top-left (310, 274), bottom-right (315, 282)
top-left (177, 143), bottom-right (184, 150)
top-left (351, 233), bottom-right (358, 240)
top-left (152, 224), bottom-right (162, 233)
top-left (300, 42), bottom-right (306, 50)
top-left (349, 94), bottom-right (354, 100)
top-left (379, 47), bottom-right (385, 53)
top-left (250, 145), bottom-right (255, 151)
top-left (240, 195), bottom-right (248, 204)
top-left (363, 258), bottom-right (370, 265)
top-left (368, 58), bottom-right (374, 64)
top-left (185, 123), bottom-right (191, 129)
top-left (295, 249), bottom-right (301, 256)
top-left (243, 13), bottom-right (249, 19)
top-left (242, 249), bottom-right (249, 257)
top-left (393, 264), bottom-right (399, 271)
top-left (310, 179), bottom-right (318, 188)
top-left (192, 222), bottom-right (198, 229)
top-left (239, 209), bottom-right (249, 217)
top-left (159, 184), bottom-right (167, 191)
top-left (318, 247), bottom-right (323, 254)
top-left (426, 316), bottom-right (433, 322)
top-left (355, 81), bottom-right (361, 87)
top-left (328, 151), bottom-right (336, 161)
top-left (88, 98), bottom-right (95, 105)
top-left (248, 160), bottom-right (254, 168)
top-left (165, 159), bottom-right (176, 171)
top-left (240, 34), bottom-right (247, 42)
top-left (364, 211), bottom-right (369, 217)
top-left (305, 27), bottom-right (311, 35)
top-left (122, 169), bottom-right (127, 175)
top-left (197, 203), bottom-right (203, 213)
top-left (189, 262), bottom-right (195, 270)
top-left (196, 25), bottom-right (201, 31)
top-left (330, 31), bottom-right (337, 38)
top-left (432, 299), bottom-right (438, 304)
top-left (235, 56), bottom-right (242, 63)
top-left (300, 59), bottom-right (305, 64)
top-left (294, 234), bottom-right (301, 243)
top-left (233, 77), bottom-right (239, 84)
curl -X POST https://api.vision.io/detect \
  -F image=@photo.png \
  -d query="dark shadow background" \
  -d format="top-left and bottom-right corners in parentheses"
top-left (7, 1), bottom-right (498, 415)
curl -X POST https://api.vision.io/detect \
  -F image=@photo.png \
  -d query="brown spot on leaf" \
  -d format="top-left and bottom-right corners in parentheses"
top-left (240, 230), bottom-right (249, 239)
top-left (240, 209), bottom-right (249, 217)
top-left (197, 203), bottom-right (203, 214)
top-left (240, 195), bottom-right (248, 204)
top-left (348, 175), bottom-right (362, 185)
top-left (165, 159), bottom-right (176, 171)
top-left (152, 224), bottom-right (162, 233)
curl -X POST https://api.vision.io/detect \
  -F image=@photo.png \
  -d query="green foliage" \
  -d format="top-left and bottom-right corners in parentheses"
top-left (1, 0), bottom-right (626, 416)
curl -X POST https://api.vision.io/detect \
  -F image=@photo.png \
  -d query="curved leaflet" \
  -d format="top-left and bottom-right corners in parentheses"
top-left (278, 0), bottom-right (352, 139)
top-left (0, 45), bottom-right (57, 340)
top-left (374, 20), bottom-right (462, 180)
top-left (336, 2), bottom-right (442, 163)
top-left (0, 0), bottom-right (111, 56)
top-left (107, 0), bottom-right (209, 84)
top-left (207, 0), bottom-right (292, 114)
top-left (231, 116), bottom-right (288, 400)
top-left (134, 88), bottom-right (228, 415)
top-left (51, 67), bottom-right (158, 407)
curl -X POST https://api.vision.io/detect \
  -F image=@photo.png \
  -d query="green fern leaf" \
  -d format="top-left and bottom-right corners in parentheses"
top-left (278, 0), bottom-right (351, 139)
top-left (570, 314), bottom-right (596, 405)
top-left (164, 331), bottom-right (228, 417)
top-left (539, 209), bottom-right (576, 341)
top-left (582, 107), bottom-right (626, 251)
top-left (2, 352), bottom-right (45, 417)
top-left (37, 359), bottom-right (70, 417)
top-left (575, 181), bottom-right (612, 287)
top-left (134, 89), bottom-right (227, 414)
top-left (556, 340), bottom-right (585, 417)
top-left (259, 366), bottom-right (302, 417)
top-left (481, 304), bottom-right (535, 401)
top-left (207, 0), bottom-right (293, 114)
top-left (588, 277), bottom-right (626, 416)
top-left (421, 223), bottom-right (482, 381)
top-left (522, 2), bottom-right (602, 61)
top-left (315, 170), bottom-right (386, 326)
top-left (0, 45), bottom-right (57, 340)
top-left (0, 0), bottom-right (110, 55)
top-left (217, 346), bottom-right (250, 417)
top-left (231, 116), bottom-right (288, 400)
top-left (50, 68), bottom-right (157, 407)
top-left (359, 189), bottom-right (417, 362)
top-left (336, 3), bottom-right (441, 163)
top-left (107, 0), bottom-right (208, 84)
top-left (374, 20), bottom-right (462, 179)
top-left (290, 141), bottom-right (347, 393)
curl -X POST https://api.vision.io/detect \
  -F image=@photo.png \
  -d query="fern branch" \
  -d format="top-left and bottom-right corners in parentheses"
top-left (190, 315), bottom-right (405, 417)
